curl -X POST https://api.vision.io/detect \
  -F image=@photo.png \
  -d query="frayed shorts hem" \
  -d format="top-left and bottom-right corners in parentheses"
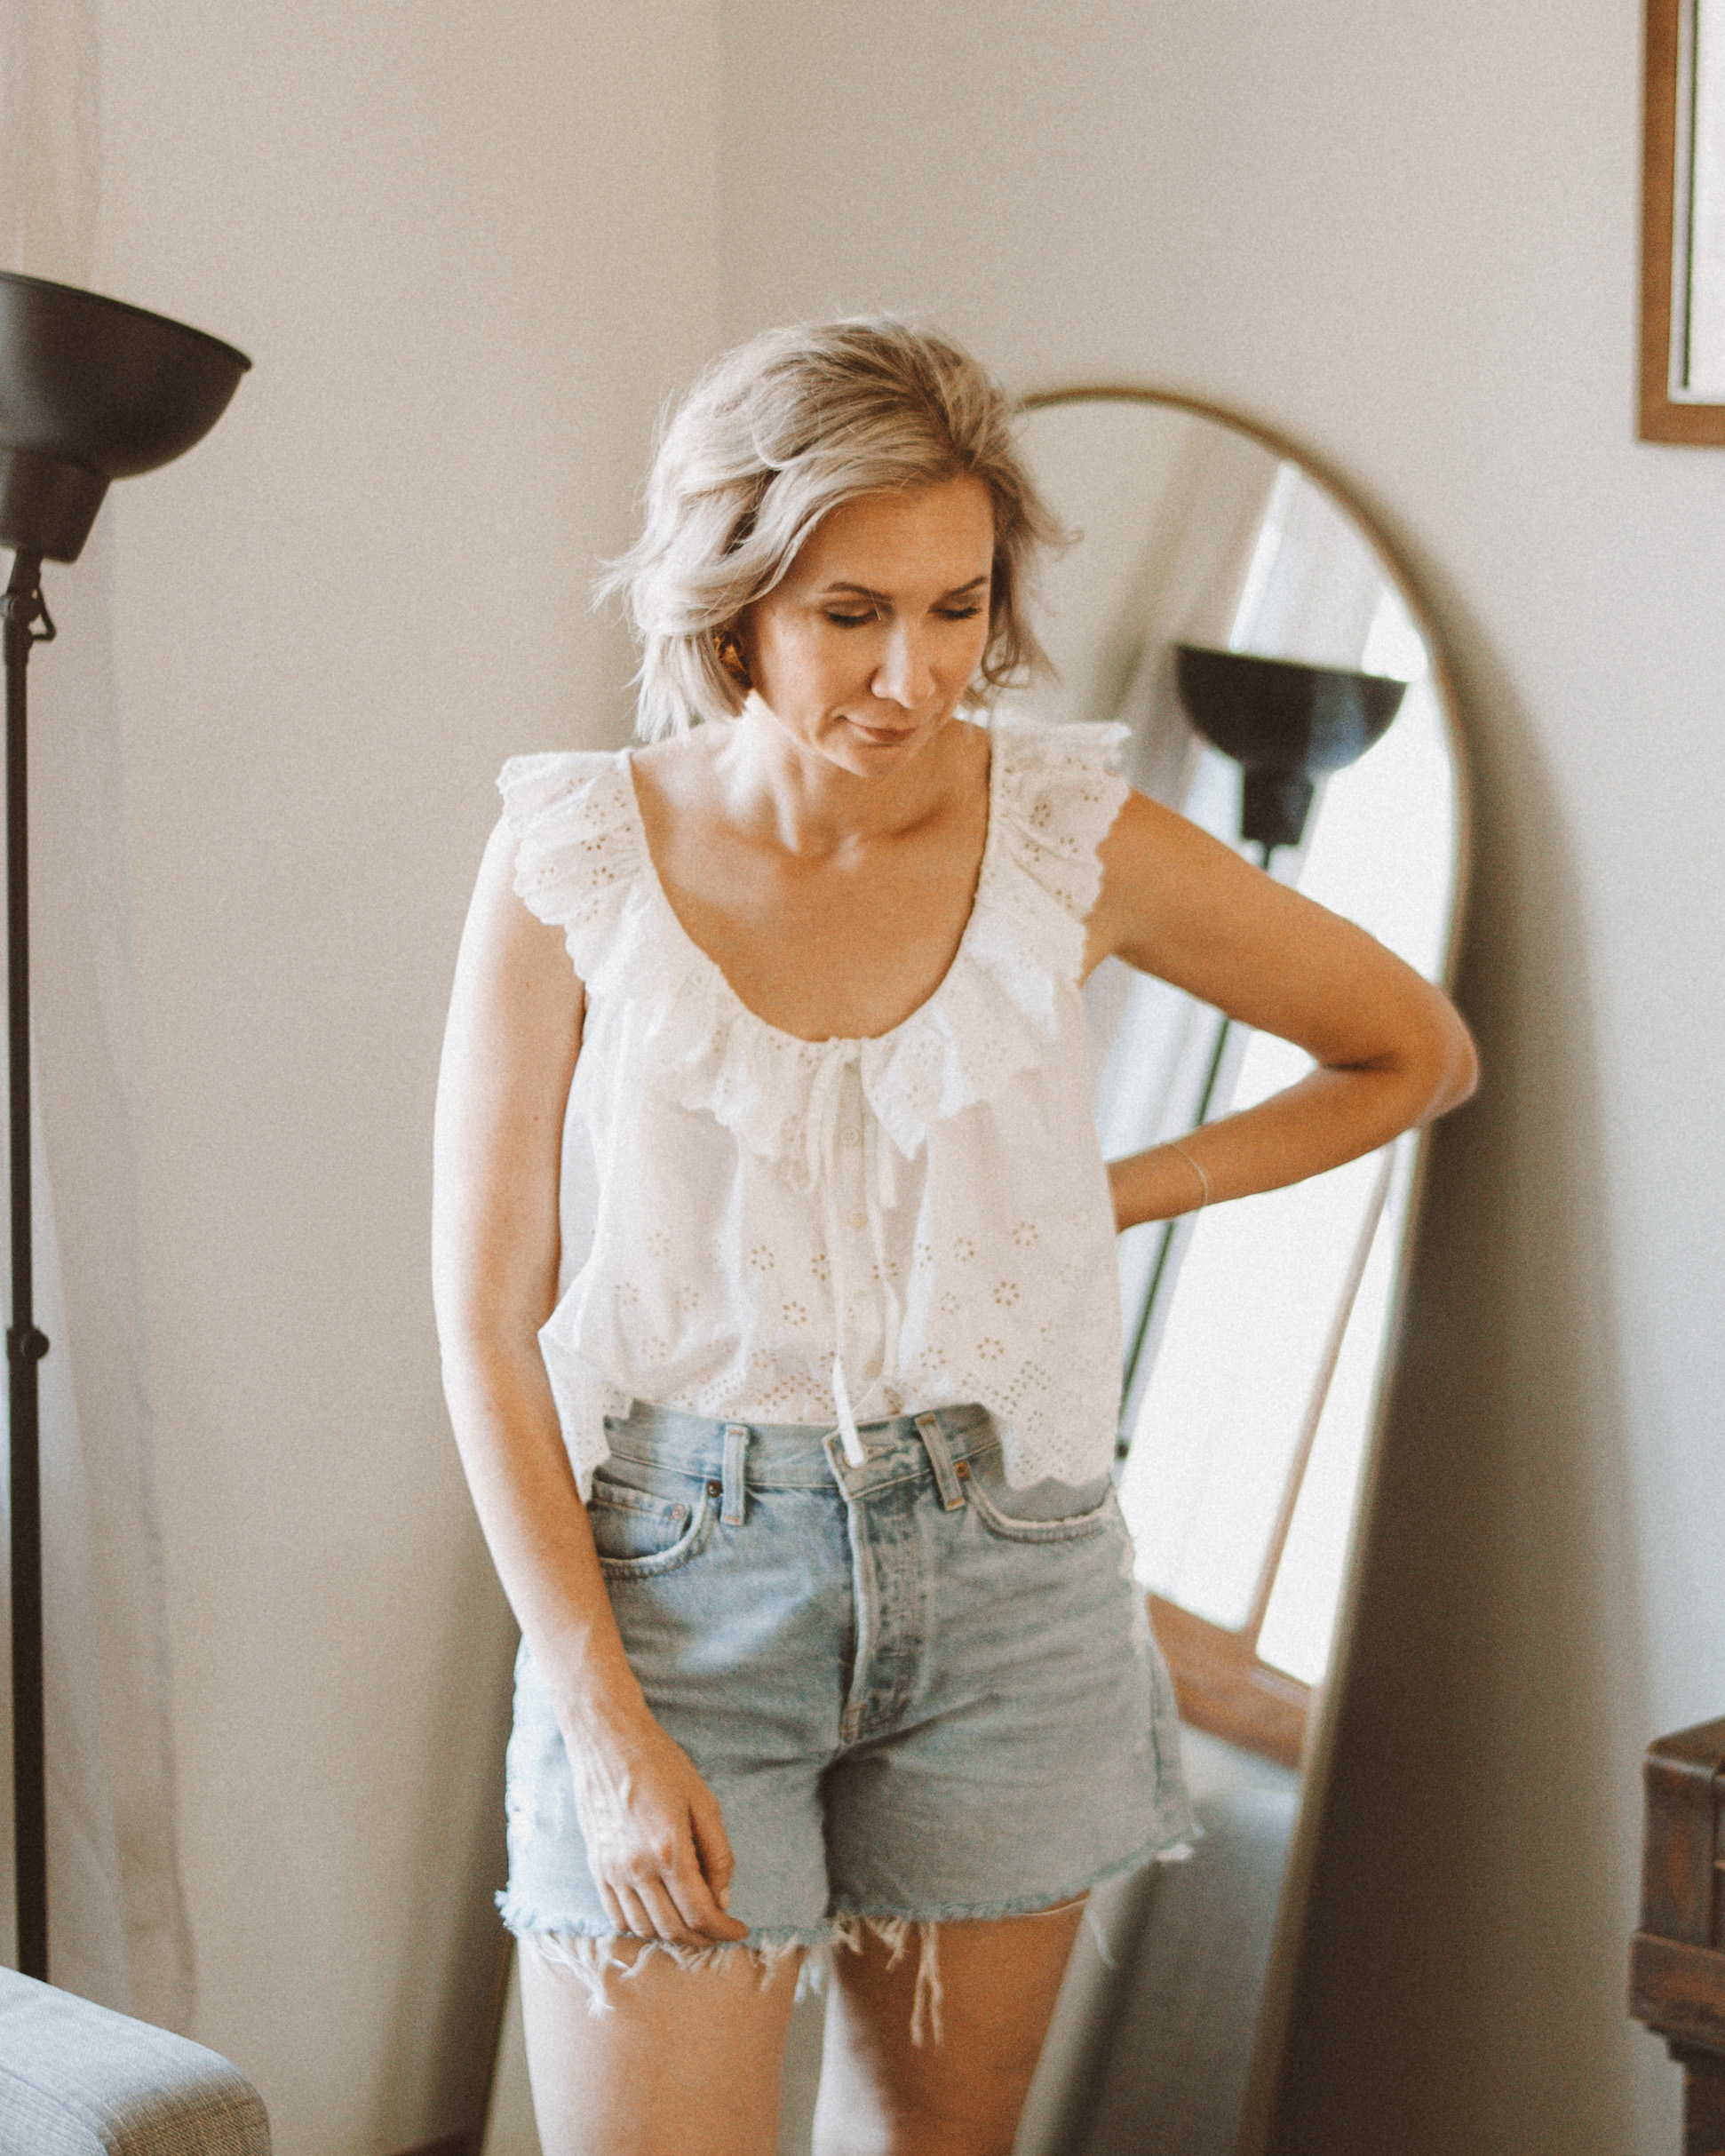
top-left (500, 1829), bottom-right (1192, 2045)
top-left (507, 1910), bottom-right (930, 2035)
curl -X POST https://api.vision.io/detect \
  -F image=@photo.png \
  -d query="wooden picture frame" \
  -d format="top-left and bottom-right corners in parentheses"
top-left (1642, 0), bottom-right (1725, 440)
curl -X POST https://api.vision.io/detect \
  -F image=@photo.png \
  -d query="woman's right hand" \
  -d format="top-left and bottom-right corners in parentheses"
top-left (563, 1701), bottom-right (751, 1947)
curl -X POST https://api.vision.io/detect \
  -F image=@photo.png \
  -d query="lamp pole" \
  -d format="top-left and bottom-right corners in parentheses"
top-left (4, 545), bottom-right (52, 1979)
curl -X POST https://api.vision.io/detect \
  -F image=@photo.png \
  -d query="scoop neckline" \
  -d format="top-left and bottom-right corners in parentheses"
top-left (618, 720), bottom-right (1001, 1054)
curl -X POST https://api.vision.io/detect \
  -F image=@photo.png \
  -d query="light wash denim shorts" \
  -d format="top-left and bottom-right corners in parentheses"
top-left (500, 1401), bottom-right (1191, 2010)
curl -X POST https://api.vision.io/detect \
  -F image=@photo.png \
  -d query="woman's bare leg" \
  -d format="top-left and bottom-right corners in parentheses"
top-left (520, 1937), bottom-right (803, 2156)
top-left (811, 1901), bottom-right (1085, 2156)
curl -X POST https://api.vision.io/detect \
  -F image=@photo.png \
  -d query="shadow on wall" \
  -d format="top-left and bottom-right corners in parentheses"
top-left (374, 1531), bottom-right (516, 2148)
top-left (1265, 556), bottom-right (1649, 2155)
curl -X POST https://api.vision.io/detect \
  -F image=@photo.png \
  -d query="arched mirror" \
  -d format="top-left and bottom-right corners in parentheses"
top-left (478, 391), bottom-right (1468, 2156)
top-left (1003, 389), bottom-right (1468, 2156)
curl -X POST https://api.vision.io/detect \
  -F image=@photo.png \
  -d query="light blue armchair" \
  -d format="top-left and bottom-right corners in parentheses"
top-left (0, 1969), bottom-right (269, 2156)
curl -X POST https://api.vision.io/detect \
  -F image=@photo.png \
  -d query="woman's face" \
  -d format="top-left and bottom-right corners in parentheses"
top-left (735, 475), bottom-right (996, 780)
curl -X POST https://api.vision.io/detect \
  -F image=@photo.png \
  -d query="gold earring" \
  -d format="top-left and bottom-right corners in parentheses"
top-left (715, 630), bottom-right (750, 688)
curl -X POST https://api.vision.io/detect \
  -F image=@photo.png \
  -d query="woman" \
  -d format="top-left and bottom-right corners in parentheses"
top-left (433, 319), bottom-right (1476, 2156)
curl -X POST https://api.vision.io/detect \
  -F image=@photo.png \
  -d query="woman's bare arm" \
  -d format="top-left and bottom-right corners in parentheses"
top-left (1085, 790), bottom-right (1478, 1229)
top-left (433, 818), bottom-right (746, 1946)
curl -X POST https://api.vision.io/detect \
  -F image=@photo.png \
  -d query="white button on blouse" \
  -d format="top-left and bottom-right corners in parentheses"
top-left (498, 712), bottom-right (1130, 1498)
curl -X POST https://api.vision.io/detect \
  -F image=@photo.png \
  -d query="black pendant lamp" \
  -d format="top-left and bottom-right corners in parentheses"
top-left (0, 271), bottom-right (250, 1982)
top-left (1173, 644), bottom-right (1408, 855)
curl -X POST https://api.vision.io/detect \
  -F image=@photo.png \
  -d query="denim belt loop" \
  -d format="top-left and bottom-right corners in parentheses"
top-left (720, 1423), bottom-right (751, 1526)
top-left (914, 1412), bottom-right (966, 1512)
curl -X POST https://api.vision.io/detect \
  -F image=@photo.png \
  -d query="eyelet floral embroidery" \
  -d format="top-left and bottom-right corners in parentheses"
top-left (498, 714), bottom-right (1129, 1499)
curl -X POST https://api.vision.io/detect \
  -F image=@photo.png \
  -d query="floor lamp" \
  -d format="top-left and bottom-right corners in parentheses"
top-left (0, 271), bottom-right (249, 1982)
top-left (1120, 645), bottom-right (1409, 1418)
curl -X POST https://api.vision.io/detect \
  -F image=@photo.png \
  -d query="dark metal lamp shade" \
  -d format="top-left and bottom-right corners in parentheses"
top-left (0, 272), bottom-right (250, 562)
top-left (1174, 644), bottom-right (1409, 854)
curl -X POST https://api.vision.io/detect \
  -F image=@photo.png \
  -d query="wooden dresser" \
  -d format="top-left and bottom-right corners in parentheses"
top-left (1631, 1717), bottom-right (1725, 2155)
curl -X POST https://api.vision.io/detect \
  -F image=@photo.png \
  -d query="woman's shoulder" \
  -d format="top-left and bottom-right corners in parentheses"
top-left (622, 727), bottom-right (728, 842)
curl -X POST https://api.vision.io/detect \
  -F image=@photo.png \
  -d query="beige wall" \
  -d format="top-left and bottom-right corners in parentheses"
top-left (720, 1), bottom-right (1716, 2150)
top-left (92, 4), bottom-right (719, 2149)
top-left (73, 0), bottom-right (1725, 2148)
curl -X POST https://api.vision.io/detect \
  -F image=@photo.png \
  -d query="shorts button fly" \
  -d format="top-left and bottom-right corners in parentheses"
top-left (848, 1208), bottom-right (867, 1229)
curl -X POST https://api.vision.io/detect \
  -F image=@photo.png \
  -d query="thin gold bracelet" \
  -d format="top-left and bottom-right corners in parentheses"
top-left (1165, 1140), bottom-right (1211, 1213)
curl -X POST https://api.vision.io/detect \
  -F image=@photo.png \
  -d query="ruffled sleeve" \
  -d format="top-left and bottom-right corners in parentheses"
top-left (987, 712), bottom-right (1131, 935)
top-left (497, 752), bottom-right (648, 983)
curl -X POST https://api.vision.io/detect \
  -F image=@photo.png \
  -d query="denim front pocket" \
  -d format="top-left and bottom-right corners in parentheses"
top-left (589, 1475), bottom-right (715, 1577)
top-left (959, 1445), bottom-right (1117, 1545)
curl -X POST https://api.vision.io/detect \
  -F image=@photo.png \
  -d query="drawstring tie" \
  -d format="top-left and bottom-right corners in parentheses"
top-left (795, 1043), bottom-right (900, 1467)
top-left (831, 1352), bottom-right (863, 1468)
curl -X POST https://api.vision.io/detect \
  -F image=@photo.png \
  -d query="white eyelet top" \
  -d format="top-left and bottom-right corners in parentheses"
top-left (498, 712), bottom-right (1130, 1499)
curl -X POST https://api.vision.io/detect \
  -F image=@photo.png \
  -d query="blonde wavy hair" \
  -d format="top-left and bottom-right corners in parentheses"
top-left (599, 317), bottom-right (1066, 740)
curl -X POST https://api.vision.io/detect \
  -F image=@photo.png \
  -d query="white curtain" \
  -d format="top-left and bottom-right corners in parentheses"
top-left (0, 0), bottom-right (195, 2026)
